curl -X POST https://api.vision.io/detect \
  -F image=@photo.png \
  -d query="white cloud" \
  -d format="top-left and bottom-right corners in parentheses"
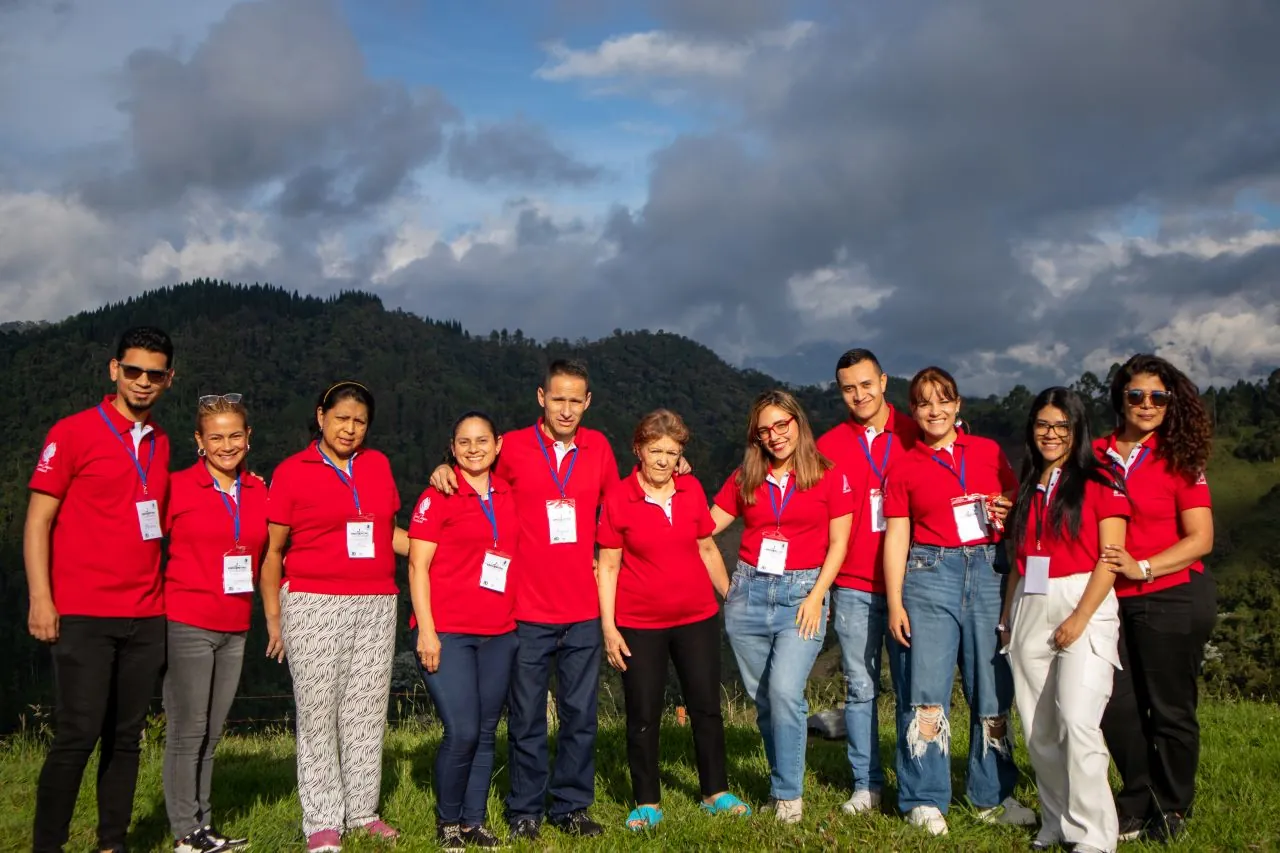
top-left (1150, 301), bottom-right (1280, 387)
top-left (137, 196), bottom-right (279, 284)
top-left (536, 21), bottom-right (812, 82)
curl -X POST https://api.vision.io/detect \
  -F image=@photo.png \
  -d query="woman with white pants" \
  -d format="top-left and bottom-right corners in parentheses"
top-left (1001, 387), bottom-right (1129, 853)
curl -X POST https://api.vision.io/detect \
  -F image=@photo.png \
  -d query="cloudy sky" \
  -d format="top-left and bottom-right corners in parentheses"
top-left (2, 0), bottom-right (1279, 391)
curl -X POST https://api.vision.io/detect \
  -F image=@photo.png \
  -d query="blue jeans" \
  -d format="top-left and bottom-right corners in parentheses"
top-left (505, 619), bottom-right (602, 823)
top-left (415, 629), bottom-right (518, 826)
top-left (831, 587), bottom-right (907, 794)
top-left (895, 544), bottom-right (1017, 813)
top-left (724, 562), bottom-right (828, 801)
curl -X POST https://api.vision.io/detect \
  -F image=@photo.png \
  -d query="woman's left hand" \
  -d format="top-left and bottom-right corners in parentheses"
top-left (796, 593), bottom-right (826, 640)
top-left (1101, 543), bottom-right (1144, 580)
top-left (987, 495), bottom-right (1013, 522)
top-left (1052, 613), bottom-right (1087, 650)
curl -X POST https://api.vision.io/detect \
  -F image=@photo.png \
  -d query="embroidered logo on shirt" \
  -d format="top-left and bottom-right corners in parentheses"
top-left (1195, 472), bottom-right (1208, 486)
top-left (36, 442), bottom-right (57, 473)
top-left (412, 496), bottom-right (431, 524)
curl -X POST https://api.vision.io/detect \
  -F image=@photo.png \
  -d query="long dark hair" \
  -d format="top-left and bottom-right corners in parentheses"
top-left (1109, 354), bottom-right (1212, 480)
top-left (1012, 387), bottom-right (1124, 548)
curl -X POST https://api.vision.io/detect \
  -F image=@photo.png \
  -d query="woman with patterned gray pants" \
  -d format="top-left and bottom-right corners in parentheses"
top-left (260, 381), bottom-right (411, 853)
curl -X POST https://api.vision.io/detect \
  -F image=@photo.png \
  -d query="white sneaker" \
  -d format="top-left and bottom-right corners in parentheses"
top-left (840, 789), bottom-right (882, 815)
top-left (908, 806), bottom-right (949, 836)
top-left (977, 796), bottom-right (1038, 826)
top-left (775, 798), bottom-right (803, 824)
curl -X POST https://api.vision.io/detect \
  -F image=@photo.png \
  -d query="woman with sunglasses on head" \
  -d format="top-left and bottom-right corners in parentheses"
top-left (261, 381), bottom-right (411, 853)
top-left (710, 390), bottom-right (854, 825)
top-left (1002, 388), bottom-right (1129, 853)
top-left (161, 393), bottom-right (265, 853)
top-left (407, 412), bottom-right (518, 851)
top-left (1096, 355), bottom-right (1214, 844)
top-left (882, 366), bottom-right (1033, 837)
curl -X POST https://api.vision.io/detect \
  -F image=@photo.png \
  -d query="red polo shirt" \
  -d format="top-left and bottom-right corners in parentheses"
top-left (1093, 433), bottom-right (1212, 597)
top-left (884, 432), bottom-right (1018, 547)
top-left (713, 465), bottom-right (855, 570)
top-left (816, 404), bottom-right (920, 593)
top-left (28, 395), bottom-right (170, 618)
top-left (165, 462), bottom-right (269, 632)
top-left (407, 469), bottom-right (518, 635)
top-left (266, 443), bottom-right (401, 595)
top-left (597, 470), bottom-right (719, 629)
top-left (495, 421), bottom-right (619, 623)
top-left (1016, 476), bottom-right (1131, 578)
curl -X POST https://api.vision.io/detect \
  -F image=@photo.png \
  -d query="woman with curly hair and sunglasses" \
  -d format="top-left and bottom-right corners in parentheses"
top-left (1096, 354), bottom-right (1215, 844)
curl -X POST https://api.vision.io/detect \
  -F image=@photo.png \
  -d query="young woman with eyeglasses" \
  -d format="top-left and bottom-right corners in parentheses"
top-left (261, 381), bottom-right (411, 852)
top-left (1002, 388), bottom-right (1129, 853)
top-left (709, 390), bottom-right (854, 824)
top-left (1095, 355), bottom-right (1214, 844)
top-left (161, 393), bottom-right (265, 852)
top-left (882, 366), bottom-right (1033, 837)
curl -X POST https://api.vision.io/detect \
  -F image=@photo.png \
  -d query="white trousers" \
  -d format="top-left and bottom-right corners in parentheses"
top-left (1009, 573), bottom-right (1121, 853)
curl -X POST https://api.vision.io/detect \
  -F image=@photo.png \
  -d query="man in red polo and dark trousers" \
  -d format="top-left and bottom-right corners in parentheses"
top-left (26, 327), bottom-right (175, 853)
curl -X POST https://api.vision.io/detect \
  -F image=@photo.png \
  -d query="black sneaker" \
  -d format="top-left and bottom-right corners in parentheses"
top-left (1151, 811), bottom-right (1187, 844)
top-left (508, 817), bottom-right (540, 841)
top-left (460, 825), bottom-right (506, 848)
top-left (173, 830), bottom-right (221, 853)
top-left (201, 825), bottom-right (248, 850)
top-left (438, 822), bottom-right (466, 852)
top-left (1117, 815), bottom-right (1147, 842)
top-left (550, 810), bottom-right (603, 837)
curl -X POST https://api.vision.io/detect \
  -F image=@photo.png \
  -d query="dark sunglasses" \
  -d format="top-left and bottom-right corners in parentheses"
top-left (1124, 389), bottom-right (1172, 408)
top-left (118, 363), bottom-right (171, 384)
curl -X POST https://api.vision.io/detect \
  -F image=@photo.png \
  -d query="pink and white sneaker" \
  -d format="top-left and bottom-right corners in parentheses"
top-left (306, 829), bottom-right (342, 852)
top-left (361, 819), bottom-right (401, 840)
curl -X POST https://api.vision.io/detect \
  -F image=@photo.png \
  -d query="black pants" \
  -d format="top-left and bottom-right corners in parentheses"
top-left (619, 615), bottom-right (727, 805)
top-left (32, 616), bottom-right (167, 853)
top-left (1102, 575), bottom-right (1214, 821)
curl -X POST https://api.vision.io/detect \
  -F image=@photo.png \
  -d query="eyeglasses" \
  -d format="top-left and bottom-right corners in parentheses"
top-left (118, 363), bottom-right (172, 384)
top-left (1124, 389), bottom-right (1172, 408)
top-left (199, 393), bottom-right (243, 406)
top-left (755, 416), bottom-right (796, 442)
top-left (1033, 420), bottom-right (1072, 437)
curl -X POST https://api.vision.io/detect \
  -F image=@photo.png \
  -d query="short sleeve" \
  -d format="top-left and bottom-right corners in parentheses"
top-left (996, 447), bottom-right (1019, 494)
top-left (1089, 478), bottom-right (1132, 521)
top-left (712, 471), bottom-right (743, 517)
top-left (266, 462), bottom-right (295, 526)
top-left (686, 477), bottom-right (716, 538)
top-left (164, 476), bottom-right (184, 529)
top-left (884, 464), bottom-right (911, 518)
top-left (384, 455), bottom-right (402, 514)
top-left (598, 440), bottom-right (621, 497)
top-left (28, 421), bottom-right (74, 499)
top-left (596, 492), bottom-right (624, 550)
top-left (407, 488), bottom-right (448, 542)
top-left (1175, 470), bottom-right (1213, 512)
top-left (826, 466), bottom-right (856, 519)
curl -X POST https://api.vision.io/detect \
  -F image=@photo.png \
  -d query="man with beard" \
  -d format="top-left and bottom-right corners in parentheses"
top-left (26, 326), bottom-right (175, 853)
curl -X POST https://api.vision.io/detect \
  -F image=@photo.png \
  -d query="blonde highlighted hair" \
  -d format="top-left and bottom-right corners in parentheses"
top-left (735, 389), bottom-right (831, 505)
top-left (196, 394), bottom-right (249, 433)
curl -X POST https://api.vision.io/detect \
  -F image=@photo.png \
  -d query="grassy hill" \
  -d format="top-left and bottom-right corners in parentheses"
top-left (1, 700), bottom-right (1277, 851)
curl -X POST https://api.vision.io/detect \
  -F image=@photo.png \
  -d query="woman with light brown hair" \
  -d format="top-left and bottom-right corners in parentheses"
top-left (597, 409), bottom-right (749, 832)
top-left (710, 390), bottom-right (854, 824)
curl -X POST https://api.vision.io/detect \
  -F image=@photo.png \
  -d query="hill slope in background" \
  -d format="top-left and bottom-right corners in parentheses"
top-left (1, 280), bottom-right (1278, 729)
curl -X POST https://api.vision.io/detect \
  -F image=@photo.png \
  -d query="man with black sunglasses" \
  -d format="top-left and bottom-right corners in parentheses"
top-left (26, 326), bottom-right (175, 853)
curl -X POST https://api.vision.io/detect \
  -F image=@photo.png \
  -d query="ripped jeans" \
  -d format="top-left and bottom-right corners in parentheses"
top-left (895, 544), bottom-right (1018, 814)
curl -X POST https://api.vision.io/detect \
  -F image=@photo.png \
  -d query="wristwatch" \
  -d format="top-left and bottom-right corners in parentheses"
top-left (1138, 559), bottom-right (1153, 582)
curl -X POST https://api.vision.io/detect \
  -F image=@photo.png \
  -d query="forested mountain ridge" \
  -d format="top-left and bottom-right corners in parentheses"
top-left (2, 280), bottom-right (1277, 731)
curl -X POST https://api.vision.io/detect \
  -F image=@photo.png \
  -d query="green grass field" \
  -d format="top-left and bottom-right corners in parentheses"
top-left (2, 699), bottom-right (1277, 852)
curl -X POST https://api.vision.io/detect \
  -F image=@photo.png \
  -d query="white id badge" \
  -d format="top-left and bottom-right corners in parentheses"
top-left (223, 548), bottom-right (254, 594)
top-left (346, 517), bottom-right (375, 558)
top-left (546, 499), bottom-right (578, 544)
top-left (136, 499), bottom-right (162, 540)
top-left (950, 495), bottom-right (989, 544)
top-left (757, 533), bottom-right (789, 575)
top-left (1024, 556), bottom-right (1051, 595)
top-left (868, 488), bottom-right (887, 533)
top-left (480, 549), bottom-right (512, 593)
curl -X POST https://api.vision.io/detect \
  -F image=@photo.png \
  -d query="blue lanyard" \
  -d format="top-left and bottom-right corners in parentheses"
top-left (931, 448), bottom-right (966, 493)
top-left (475, 477), bottom-right (498, 547)
top-left (535, 430), bottom-right (578, 498)
top-left (212, 474), bottom-right (242, 545)
top-left (315, 443), bottom-right (361, 513)
top-left (858, 431), bottom-right (893, 488)
top-left (96, 405), bottom-right (156, 494)
top-left (767, 475), bottom-right (795, 529)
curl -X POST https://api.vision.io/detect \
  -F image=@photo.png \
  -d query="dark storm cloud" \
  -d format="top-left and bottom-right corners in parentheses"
top-left (446, 119), bottom-right (604, 187)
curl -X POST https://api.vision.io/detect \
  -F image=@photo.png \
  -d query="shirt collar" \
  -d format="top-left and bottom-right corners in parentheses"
top-left (99, 394), bottom-right (153, 435)
top-left (191, 461), bottom-right (256, 490)
top-left (1105, 430), bottom-right (1159, 467)
top-left (453, 466), bottom-right (509, 497)
top-left (625, 468), bottom-right (688, 501)
top-left (536, 419), bottom-right (584, 450)
top-left (305, 440), bottom-right (359, 466)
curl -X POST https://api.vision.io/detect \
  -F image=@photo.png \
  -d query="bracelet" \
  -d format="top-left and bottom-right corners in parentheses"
top-left (996, 623), bottom-right (1008, 633)
top-left (1138, 559), bottom-right (1153, 582)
